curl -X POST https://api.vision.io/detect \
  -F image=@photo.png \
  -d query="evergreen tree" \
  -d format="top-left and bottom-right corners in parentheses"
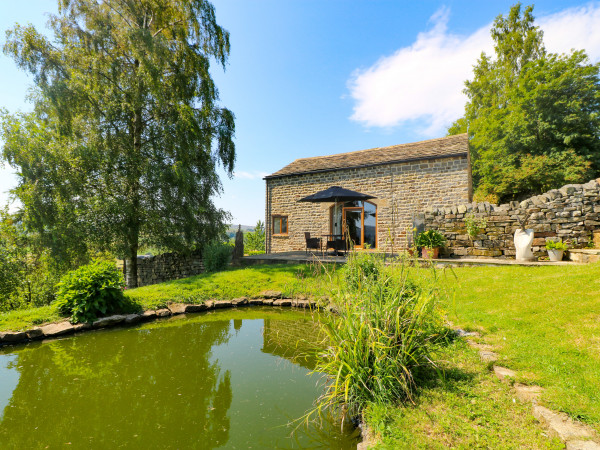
top-left (244, 220), bottom-right (265, 253)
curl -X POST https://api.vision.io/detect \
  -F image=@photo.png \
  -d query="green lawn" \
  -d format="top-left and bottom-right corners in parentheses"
top-left (435, 263), bottom-right (600, 429)
top-left (124, 263), bottom-right (338, 310)
top-left (364, 340), bottom-right (563, 449)
top-left (0, 263), bottom-right (337, 331)
top-left (0, 305), bottom-right (62, 332)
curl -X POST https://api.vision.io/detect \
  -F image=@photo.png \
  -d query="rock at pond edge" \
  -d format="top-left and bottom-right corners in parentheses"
top-left (37, 321), bottom-right (75, 337)
top-left (156, 309), bottom-right (171, 317)
top-left (185, 304), bottom-right (208, 313)
top-left (93, 315), bottom-right (126, 328)
top-left (167, 303), bottom-right (186, 315)
top-left (0, 331), bottom-right (28, 343)
top-left (260, 290), bottom-right (282, 299)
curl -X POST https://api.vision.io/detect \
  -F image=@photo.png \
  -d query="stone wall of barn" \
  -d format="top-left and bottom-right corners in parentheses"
top-left (423, 179), bottom-right (600, 258)
top-left (125, 251), bottom-right (204, 287)
top-left (265, 156), bottom-right (470, 253)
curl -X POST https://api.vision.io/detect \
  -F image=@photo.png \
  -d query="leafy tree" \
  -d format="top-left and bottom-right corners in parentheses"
top-left (244, 220), bottom-right (265, 253)
top-left (449, 3), bottom-right (600, 203)
top-left (0, 208), bottom-right (58, 310)
top-left (0, 209), bottom-right (25, 309)
top-left (1, 0), bottom-right (235, 287)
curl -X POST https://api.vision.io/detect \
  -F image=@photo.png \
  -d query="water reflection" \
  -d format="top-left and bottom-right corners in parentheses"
top-left (0, 320), bottom-right (232, 448)
top-left (0, 355), bottom-right (19, 421)
top-left (262, 317), bottom-right (321, 370)
top-left (0, 309), bottom-right (358, 449)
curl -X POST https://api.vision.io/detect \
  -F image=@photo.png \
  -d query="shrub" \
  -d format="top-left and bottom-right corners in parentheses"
top-left (415, 229), bottom-right (446, 249)
top-left (311, 257), bottom-right (448, 420)
top-left (203, 241), bottom-right (232, 272)
top-left (53, 260), bottom-right (126, 323)
top-left (464, 214), bottom-right (487, 240)
top-left (0, 209), bottom-right (60, 311)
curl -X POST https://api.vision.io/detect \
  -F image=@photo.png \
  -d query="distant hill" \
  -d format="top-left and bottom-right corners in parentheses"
top-left (226, 224), bottom-right (254, 239)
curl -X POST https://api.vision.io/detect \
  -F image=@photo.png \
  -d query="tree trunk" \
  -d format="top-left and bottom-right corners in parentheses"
top-left (127, 242), bottom-right (139, 289)
top-left (126, 95), bottom-right (143, 288)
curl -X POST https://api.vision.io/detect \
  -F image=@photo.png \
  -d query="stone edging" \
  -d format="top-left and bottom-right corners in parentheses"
top-left (0, 291), bottom-right (327, 348)
top-left (460, 331), bottom-right (600, 449)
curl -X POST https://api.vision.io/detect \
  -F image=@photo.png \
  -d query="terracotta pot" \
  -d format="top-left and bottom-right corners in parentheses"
top-left (421, 247), bottom-right (439, 259)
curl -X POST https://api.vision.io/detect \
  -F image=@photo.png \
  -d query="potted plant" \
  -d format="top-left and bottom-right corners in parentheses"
top-left (415, 229), bottom-right (446, 259)
top-left (546, 240), bottom-right (568, 262)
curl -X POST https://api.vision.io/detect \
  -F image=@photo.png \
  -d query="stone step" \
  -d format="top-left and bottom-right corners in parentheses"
top-left (567, 249), bottom-right (600, 263)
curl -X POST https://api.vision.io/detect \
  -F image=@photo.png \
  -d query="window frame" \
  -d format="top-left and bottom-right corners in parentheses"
top-left (272, 215), bottom-right (288, 236)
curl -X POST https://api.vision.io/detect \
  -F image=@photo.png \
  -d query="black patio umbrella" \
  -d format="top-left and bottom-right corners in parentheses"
top-left (297, 186), bottom-right (375, 203)
top-left (298, 186), bottom-right (376, 253)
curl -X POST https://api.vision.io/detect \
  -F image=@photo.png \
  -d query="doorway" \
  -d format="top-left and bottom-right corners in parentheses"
top-left (331, 201), bottom-right (377, 249)
top-left (343, 207), bottom-right (363, 248)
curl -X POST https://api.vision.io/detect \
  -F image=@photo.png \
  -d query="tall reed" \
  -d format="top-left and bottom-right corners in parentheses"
top-left (310, 253), bottom-right (446, 421)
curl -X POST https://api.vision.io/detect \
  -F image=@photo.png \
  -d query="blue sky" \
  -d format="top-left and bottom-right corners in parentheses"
top-left (1, 0), bottom-right (599, 225)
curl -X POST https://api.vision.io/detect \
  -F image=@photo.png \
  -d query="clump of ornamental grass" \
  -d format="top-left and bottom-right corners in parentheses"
top-left (307, 254), bottom-right (448, 422)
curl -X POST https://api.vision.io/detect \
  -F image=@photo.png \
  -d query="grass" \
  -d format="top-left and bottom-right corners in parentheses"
top-left (364, 339), bottom-right (563, 449)
top-left (433, 263), bottom-right (600, 430)
top-left (125, 263), bottom-right (337, 310)
top-left (0, 263), bottom-right (337, 331)
top-left (307, 255), bottom-right (446, 421)
top-left (0, 305), bottom-right (62, 332)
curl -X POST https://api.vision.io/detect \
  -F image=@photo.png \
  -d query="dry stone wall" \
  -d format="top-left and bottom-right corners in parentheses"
top-left (126, 251), bottom-right (204, 287)
top-left (424, 179), bottom-right (600, 258)
top-left (266, 156), bottom-right (470, 253)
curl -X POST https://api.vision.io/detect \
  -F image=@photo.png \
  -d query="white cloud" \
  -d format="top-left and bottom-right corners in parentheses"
top-left (539, 3), bottom-right (600, 59)
top-left (233, 170), bottom-right (269, 180)
top-left (348, 3), bottom-right (600, 137)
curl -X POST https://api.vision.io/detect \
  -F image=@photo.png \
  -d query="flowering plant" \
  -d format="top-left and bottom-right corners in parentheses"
top-left (415, 229), bottom-right (446, 249)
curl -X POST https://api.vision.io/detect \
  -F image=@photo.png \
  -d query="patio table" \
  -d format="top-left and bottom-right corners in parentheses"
top-left (322, 234), bottom-right (347, 256)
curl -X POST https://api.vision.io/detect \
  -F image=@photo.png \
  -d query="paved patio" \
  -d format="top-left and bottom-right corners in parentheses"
top-left (242, 251), bottom-right (585, 267)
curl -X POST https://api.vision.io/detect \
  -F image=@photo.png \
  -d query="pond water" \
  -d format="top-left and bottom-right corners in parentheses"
top-left (0, 307), bottom-right (360, 449)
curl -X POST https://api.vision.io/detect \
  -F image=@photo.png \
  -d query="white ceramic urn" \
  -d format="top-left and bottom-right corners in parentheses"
top-left (514, 228), bottom-right (535, 261)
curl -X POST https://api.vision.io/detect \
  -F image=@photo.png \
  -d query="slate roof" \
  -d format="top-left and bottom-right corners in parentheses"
top-left (265, 133), bottom-right (468, 179)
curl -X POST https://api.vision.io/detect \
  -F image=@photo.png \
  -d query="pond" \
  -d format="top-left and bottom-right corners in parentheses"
top-left (0, 307), bottom-right (360, 448)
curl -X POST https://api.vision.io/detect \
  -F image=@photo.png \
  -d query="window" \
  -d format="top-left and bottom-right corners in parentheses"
top-left (272, 215), bottom-right (288, 235)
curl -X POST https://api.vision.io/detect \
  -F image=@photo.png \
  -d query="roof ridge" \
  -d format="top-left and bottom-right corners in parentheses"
top-left (292, 133), bottom-right (467, 163)
top-left (266, 133), bottom-right (468, 179)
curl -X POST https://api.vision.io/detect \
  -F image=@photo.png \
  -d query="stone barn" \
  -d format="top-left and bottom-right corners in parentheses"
top-left (263, 133), bottom-right (471, 253)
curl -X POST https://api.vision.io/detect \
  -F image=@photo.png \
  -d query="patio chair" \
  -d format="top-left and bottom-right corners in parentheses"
top-left (325, 235), bottom-right (347, 256)
top-left (304, 232), bottom-right (322, 255)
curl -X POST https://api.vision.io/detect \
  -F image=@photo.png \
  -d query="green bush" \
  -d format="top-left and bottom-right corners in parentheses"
top-left (203, 241), bottom-right (232, 272)
top-left (0, 209), bottom-right (60, 312)
top-left (53, 260), bottom-right (126, 323)
top-left (245, 220), bottom-right (265, 252)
